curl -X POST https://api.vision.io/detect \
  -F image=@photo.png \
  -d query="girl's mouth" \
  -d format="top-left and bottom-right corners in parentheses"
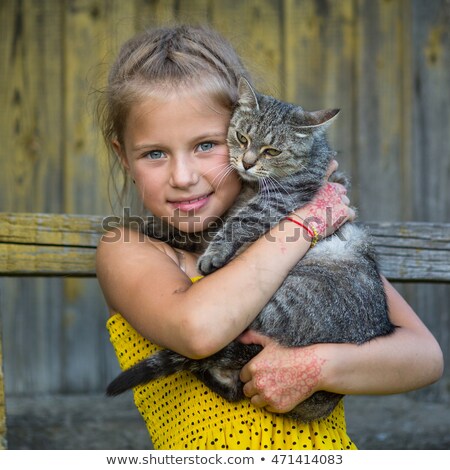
top-left (169, 193), bottom-right (212, 212)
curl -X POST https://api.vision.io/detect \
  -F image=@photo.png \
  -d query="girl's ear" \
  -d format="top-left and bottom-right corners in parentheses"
top-left (112, 140), bottom-right (130, 172)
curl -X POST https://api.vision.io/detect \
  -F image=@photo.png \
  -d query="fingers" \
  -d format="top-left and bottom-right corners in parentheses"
top-left (242, 380), bottom-right (255, 398)
top-left (334, 206), bottom-right (356, 229)
top-left (241, 362), bottom-right (267, 408)
top-left (328, 181), bottom-right (347, 196)
top-left (237, 329), bottom-right (271, 346)
top-left (327, 182), bottom-right (350, 209)
top-left (250, 395), bottom-right (268, 408)
top-left (347, 206), bottom-right (356, 222)
top-left (240, 365), bottom-right (251, 383)
top-left (243, 381), bottom-right (268, 408)
top-left (325, 159), bottom-right (338, 180)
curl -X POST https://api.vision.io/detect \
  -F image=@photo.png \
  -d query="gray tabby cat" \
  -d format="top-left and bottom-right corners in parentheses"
top-left (106, 78), bottom-right (395, 423)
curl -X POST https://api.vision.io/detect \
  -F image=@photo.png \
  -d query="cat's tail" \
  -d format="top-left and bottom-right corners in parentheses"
top-left (106, 350), bottom-right (190, 396)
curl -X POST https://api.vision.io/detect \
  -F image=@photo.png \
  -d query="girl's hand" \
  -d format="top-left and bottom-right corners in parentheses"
top-left (238, 330), bottom-right (327, 414)
top-left (292, 160), bottom-right (355, 239)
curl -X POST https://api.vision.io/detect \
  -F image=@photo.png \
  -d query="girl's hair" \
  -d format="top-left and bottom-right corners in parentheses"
top-left (98, 24), bottom-right (252, 207)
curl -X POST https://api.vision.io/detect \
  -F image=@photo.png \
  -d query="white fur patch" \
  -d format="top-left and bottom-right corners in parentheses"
top-left (210, 368), bottom-right (241, 387)
top-left (311, 224), bottom-right (367, 261)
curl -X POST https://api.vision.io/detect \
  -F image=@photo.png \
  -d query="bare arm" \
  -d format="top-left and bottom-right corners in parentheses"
top-left (321, 278), bottom-right (444, 394)
top-left (97, 219), bottom-right (311, 359)
top-left (96, 175), bottom-right (352, 359)
top-left (239, 278), bottom-right (444, 413)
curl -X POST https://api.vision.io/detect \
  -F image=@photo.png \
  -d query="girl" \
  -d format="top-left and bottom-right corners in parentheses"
top-left (96, 24), bottom-right (443, 450)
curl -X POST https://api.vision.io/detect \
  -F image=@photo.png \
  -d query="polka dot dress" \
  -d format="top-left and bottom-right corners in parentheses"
top-left (106, 281), bottom-right (357, 450)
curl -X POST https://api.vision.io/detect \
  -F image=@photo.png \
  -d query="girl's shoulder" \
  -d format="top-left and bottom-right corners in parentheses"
top-left (96, 224), bottom-right (172, 265)
top-left (96, 226), bottom-right (200, 306)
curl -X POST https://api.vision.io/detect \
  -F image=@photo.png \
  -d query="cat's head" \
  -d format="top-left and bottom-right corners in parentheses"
top-left (227, 77), bottom-right (339, 182)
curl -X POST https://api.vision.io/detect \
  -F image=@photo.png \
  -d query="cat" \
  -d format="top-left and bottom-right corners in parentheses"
top-left (106, 78), bottom-right (395, 423)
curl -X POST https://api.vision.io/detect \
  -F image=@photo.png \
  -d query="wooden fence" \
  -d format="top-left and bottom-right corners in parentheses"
top-left (1, 212), bottom-right (450, 450)
top-left (0, 0), bottom-right (449, 401)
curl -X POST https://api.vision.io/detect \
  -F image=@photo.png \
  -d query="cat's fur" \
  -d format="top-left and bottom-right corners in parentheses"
top-left (106, 78), bottom-right (395, 423)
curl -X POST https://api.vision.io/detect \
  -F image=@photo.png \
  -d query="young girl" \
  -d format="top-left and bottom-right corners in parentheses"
top-left (96, 24), bottom-right (443, 450)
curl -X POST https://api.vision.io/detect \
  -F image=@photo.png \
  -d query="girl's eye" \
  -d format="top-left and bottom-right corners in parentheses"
top-left (145, 150), bottom-right (164, 160)
top-left (264, 148), bottom-right (281, 157)
top-left (236, 131), bottom-right (248, 146)
top-left (198, 142), bottom-right (215, 152)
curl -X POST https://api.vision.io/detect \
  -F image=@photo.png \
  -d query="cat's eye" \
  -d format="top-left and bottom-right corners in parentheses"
top-left (264, 148), bottom-right (281, 157)
top-left (236, 131), bottom-right (248, 146)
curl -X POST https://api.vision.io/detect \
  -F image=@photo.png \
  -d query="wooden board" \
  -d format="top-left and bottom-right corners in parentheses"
top-left (0, 0), bottom-right (448, 404)
top-left (1, 213), bottom-right (450, 282)
top-left (0, 332), bottom-right (5, 450)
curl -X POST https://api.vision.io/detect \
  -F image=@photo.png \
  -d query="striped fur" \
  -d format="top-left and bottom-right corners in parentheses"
top-left (107, 79), bottom-right (394, 423)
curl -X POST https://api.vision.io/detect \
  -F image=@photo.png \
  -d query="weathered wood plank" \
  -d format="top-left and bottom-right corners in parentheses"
top-left (0, 244), bottom-right (96, 276)
top-left (355, 0), bottom-right (412, 221)
top-left (283, 0), bottom-right (356, 195)
top-left (62, 0), bottom-right (137, 394)
top-left (0, 0), bottom-right (64, 213)
top-left (134, 0), bottom-right (178, 28)
top-left (0, 212), bottom-right (104, 247)
top-left (0, 328), bottom-right (5, 450)
top-left (411, 0), bottom-right (450, 222)
top-left (407, 0), bottom-right (450, 402)
top-left (365, 222), bottom-right (450, 282)
top-left (63, 0), bottom-right (126, 215)
top-left (366, 222), bottom-right (450, 250)
top-left (0, 0), bottom-right (67, 422)
top-left (0, 0), bottom-right (448, 408)
top-left (210, 0), bottom-right (283, 94)
top-left (1, 213), bottom-right (450, 281)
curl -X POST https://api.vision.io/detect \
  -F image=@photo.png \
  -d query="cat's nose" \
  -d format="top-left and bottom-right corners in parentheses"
top-left (242, 161), bottom-right (255, 171)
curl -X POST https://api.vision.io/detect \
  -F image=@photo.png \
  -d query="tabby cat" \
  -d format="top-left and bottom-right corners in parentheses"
top-left (106, 78), bottom-right (394, 423)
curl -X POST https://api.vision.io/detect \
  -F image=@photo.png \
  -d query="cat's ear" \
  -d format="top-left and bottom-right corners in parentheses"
top-left (295, 109), bottom-right (340, 137)
top-left (237, 77), bottom-right (260, 111)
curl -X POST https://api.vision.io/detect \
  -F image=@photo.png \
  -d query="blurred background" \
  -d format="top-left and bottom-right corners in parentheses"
top-left (0, 0), bottom-right (449, 449)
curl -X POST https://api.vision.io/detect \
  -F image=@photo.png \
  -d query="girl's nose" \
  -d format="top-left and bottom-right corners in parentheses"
top-left (169, 156), bottom-right (200, 188)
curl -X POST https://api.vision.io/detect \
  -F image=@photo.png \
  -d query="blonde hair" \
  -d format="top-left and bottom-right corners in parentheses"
top-left (98, 24), bottom-right (252, 206)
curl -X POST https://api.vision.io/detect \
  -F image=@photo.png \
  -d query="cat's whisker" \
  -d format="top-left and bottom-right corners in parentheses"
top-left (264, 178), bottom-right (289, 217)
top-left (202, 161), bottom-right (229, 177)
top-left (263, 176), bottom-right (286, 200)
top-left (258, 179), bottom-right (270, 211)
top-left (211, 165), bottom-right (237, 191)
top-left (200, 163), bottom-right (231, 194)
top-left (260, 179), bottom-right (276, 213)
top-left (293, 162), bottom-right (319, 182)
top-left (267, 176), bottom-right (290, 197)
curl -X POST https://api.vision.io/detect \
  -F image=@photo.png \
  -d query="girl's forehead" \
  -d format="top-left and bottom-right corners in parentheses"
top-left (129, 76), bottom-right (234, 113)
top-left (155, 83), bottom-right (227, 106)
top-left (123, 90), bottom-right (231, 144)
top-left (128, 87), bottom-right (231, 124)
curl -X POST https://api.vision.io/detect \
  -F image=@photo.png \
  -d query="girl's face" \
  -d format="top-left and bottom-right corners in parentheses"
top-left (115, 92), bottom-right (242, 233)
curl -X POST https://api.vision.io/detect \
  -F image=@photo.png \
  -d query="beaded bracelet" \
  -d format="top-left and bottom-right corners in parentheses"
top-left (284, 217), bottom-right (319, 247)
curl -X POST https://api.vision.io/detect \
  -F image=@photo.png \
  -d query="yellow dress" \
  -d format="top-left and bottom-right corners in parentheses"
top-left (106, 278), bottom-right (357, 450)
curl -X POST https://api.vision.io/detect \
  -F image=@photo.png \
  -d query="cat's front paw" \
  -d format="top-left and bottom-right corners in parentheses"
top-left (197, 246), bottom-right (231, 275)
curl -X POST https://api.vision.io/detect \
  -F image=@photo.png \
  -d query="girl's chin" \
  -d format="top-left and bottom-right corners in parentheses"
top-left (165, 207), bottom-right (219, 231)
